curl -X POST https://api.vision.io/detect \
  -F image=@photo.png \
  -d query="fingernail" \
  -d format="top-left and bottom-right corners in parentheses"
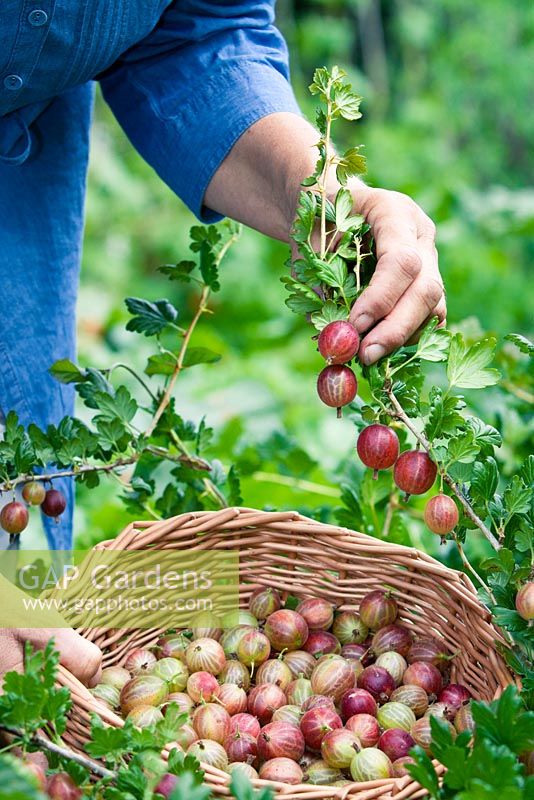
top-left (363, 344), bottom-right (386, 365)
top-left (354, 313), bottom-right (373, 332)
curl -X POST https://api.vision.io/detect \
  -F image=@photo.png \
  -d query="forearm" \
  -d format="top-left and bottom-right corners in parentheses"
top-left (204, 112), bottom-right (366, 242)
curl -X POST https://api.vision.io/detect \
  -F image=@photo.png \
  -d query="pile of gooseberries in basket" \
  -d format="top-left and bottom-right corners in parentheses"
top-left (90, 587), bottom-right (475, 794)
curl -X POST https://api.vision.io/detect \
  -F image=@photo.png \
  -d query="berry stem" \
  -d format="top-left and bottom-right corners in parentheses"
top-left (386, 386), bottom-right (501, 551)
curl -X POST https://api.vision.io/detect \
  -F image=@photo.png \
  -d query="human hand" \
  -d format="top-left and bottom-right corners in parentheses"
top-left (0, 627), bottom-right (102, 686)
top-left (348, 185), bottom-right (446, 365)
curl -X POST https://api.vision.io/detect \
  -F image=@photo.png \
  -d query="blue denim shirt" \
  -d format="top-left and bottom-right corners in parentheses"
top-left (0, 1), bottom-right (299, 548)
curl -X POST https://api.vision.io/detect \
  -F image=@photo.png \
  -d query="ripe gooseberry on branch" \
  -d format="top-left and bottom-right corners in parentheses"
top-left (393, 450), bottom-right (437, 499)
top-left (41, 488), bottom-right (67, 518)
top-left (424, 494), bottom-right (459, 536)
top-left (317, 365), bottom-right (357, 418)
top-left (515, 582), bottom-right (534, 621)
top-left (357, 425), bottom-right (400, 479)
top-left (21, 480), bottom-right (46, 505)
top-left (317, 320), bottom-right (360, 364)
top-left (0, 501), bottom-right (29, 534)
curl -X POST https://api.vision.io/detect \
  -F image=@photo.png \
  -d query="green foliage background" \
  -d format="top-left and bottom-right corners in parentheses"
top-left (70, 0), bottom-right (532, 555)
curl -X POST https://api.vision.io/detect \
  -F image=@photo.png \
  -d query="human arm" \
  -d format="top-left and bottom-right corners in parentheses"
top-left (205, 112), bottom-right (446, 365)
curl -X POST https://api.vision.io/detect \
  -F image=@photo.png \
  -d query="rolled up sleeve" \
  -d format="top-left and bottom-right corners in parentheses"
top-left (99, 0), bottom-right (301, 221)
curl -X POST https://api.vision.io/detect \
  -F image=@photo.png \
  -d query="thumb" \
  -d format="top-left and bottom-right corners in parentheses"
top-left (17, 628), bottom-right (102, 687)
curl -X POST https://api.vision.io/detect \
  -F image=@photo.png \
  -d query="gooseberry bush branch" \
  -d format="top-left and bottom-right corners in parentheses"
top-left (284, 67), bottom-right (533, 697)
top-left (0, 221), bottom-right (244, 531)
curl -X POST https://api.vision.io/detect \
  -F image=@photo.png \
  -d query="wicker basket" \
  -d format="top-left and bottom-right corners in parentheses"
top-left (59, 507), bottom-right (515, 799)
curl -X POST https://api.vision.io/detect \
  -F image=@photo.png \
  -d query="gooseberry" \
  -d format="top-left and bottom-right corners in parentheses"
top-left (345, 713), bottom-right (380, 747)
top-left (310, 657), bottom-right (354, 702)
top-left (350, 748), bottom-right (392, 781)
top-left (300, 706), bottom-right (343, 752)
top-left (217, 683), bottom-right (248, 715)
top-left (258, 721), bottom-right (305, 761)
top-left (248, 586), bottom-right (282, 619)
top-left (286, 676), bottom-right (313, 706)
top-left (229, 713), bottom-right (261, 738)
top-left (357, 425), bottom-right (400, 479)
top-left (296, 597), bottom-right (334, 631)
top-left (357, 665), bottom-right (395, 703)
top-left (41, 488), bottom-right (67, 518)
top-left (406, 637), bottom-right (451, 673)
top-left (22, 481), bottom-right (46, 506)
top-left (318, 320), bottom-right (360, 364)
top-left (438, 684), bottom-right (471, 712)
top-left (46, 773), bottom-right (82, 800)
top-left (359, 589), bottom-right (398, 630)
top-left (224, 730), bottom-right (258, 764)
top-left (303, 758), bottom-right (343, 785)
top-left (375, 652), bottom-right (407, 686)
top-left (120, 675), bottom-right (167, 714)
top-left (283, 650), bottom-right (316, 679)
top-left (340, 688), bottom-right (377, 721)
top-left (185, 637), bottom-right (226, 675)
top-left (394, 451), bottom-right (437, 498)
top-left (247, 683), bottom-right (287, 725)
top-left (219, 659), bottom-right (251, 690)
top-left (255, 658), bottom-right (292, 690)
top-left (259, 758), bottom-right (303, 785)
top-left (454, 703), bottom-right (475, 734)
top-left (371, 624), bottom-right (413, 657)
top-left (424, 493), bottom-right (459, 535)
top-left (100, 666), bottom-right (131, 691)
top-left (186, 671), bottom-right (220, 703)
top-left (163, 692), bottom-right (194, 715)
top-left (264, 610), bottom-right (309, 652)
top-left (272, 704), bottom-right (304, 726)
top-left (0, 501), bottom-right (28, 534)
top-left (391, 684), bottom-right (429, 717)
top-left (377, 702), bottom-right (416, 732)
top-left (150, 657), bottom-right (188, 691)
top-left (391, 755), bottom-right (417, 778)
top-left (227, 762), bottom-right (259, 780)
top-left (127, 705), bottom-right (164, 728)
top-left (332, 611), bottom-right (368, 645)
top-left (317, 365), bottom-right (357, 417)
top-left (124, 648), bottom-right (157, 675)
top-left (90, 683), bottom-right (120, 709)
top-left (301, 695), bottom-right (336, 713)
top-left (403, 662), bottom-right (443, 695)
top-left (156, 633), bottom-right (190, 661)
top-left (320, 728), bottom-right (361, 769)
top-left (236, 629), bottom-right (271, 670)
top-left (378, 728), bottom-right (416, 761)
top-left (302, 630), bottom-right (340, 657)
top-left (187, 739), bottom-right (228, 771)
top-left (516, 582), bottom-right (534, 621)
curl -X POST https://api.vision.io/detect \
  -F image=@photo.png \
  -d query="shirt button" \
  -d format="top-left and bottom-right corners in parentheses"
top-left (28, 9), bottom-right (48, 26)
top-left (4, 75), bottom-right (23, 91)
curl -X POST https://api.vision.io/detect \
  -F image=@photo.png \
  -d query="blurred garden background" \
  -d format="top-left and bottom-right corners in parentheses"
top-left (71, 0), bottom-right (532, 565)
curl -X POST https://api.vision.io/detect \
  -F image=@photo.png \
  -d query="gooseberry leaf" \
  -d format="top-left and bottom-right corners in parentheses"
top-left (310, 301), bottom-right (347, 331)
top-left (415, 318), bottom-right (451, 362)
top-left (447, 334), bottom-right (501, 389)
top-left (336, 146), bottom-right (367, 184)
top-left (125, 297), bottom-right (178, 336)
top-left (505, 332), bottom-right (534, 356)
top-left (49, 359), bottom-right (88, 384)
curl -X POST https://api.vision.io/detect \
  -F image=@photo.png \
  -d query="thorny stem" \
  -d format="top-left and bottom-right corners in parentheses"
top-left (0, 725), bottom-right (114, 779)
top-left (145, 230), bottom-right (239, 439)
top-left (0, 448), bottom-right (210, 494)
top-left (319, 84), bottom-right (333, 260)
top-left (386, 386), bottom-right (502, 551)
top-left (145, 284), bottom-right (211, 438)
top-left (453, 534), bottom-right (496, 601)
